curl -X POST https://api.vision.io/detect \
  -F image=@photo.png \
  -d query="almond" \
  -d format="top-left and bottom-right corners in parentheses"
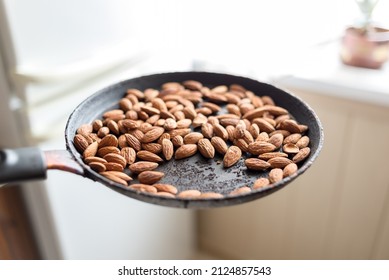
top-left (130, 184), bottom-right (157, 193)
top-left (223, 145), bottom-right (242, 168)
top-left (197, 138), bottom-right (215, 159)
top-left (163, 118), bottom-right (177, 130)
top-left (125, 133), bottom-right (142, 151)
top-left (100, 171), bottom-right (132, 182)
top-left (136, 150), bottom-right (163, 163)
top-left (244, 158), bottom-right (271, 170)
top-left (175, 144), bottom-right (198, 160)
top-left (138, 171), bottom-right (165, 184)
top-left (89, 162), bottom-right (106, 173)
top-left (268, 133), bottom-right (284, 149)
top-left (211, 136), bottom-right (228, 155)
top-left (253, 177), bottom-right (270, 189)
top-left (161, 139), bottom-right (174, 160)
top-left (184, 132), bottom-right (204, 144)
top-left (283, 133), bottom-right (302, 144)
top-left (267, 157), bottom-right (293, 168)
top-left (104, 162), bottom-right (124, 172)
top-left (229, 186), bottom-right (251, 196)
top-left (293, 147), bottom-right (311, 163)
top-left (153, 183), bottom-right (178, 194)
top-left (97, 146), bottom-right (120, 157)
top-left (278, 119), bottom-right (301, 133)
top-left (74, 134), bottom-right (89, 152)
top-left (252, 118), bottom-right (275, 133)
top-left (77, 123), bottom-right (93, 136)
top-left (120, 147), bottom-right (136, 165)
top-left (83, 141), bottom-right (98, 158)
top-left (283, 163), bottom-right (298, 177)
top-left (129, 161), bottom-right (158, 174)
top-left (141, 143), bottom-right (162, 154)
top-left (201, 123), bottom-right (214, 138)
top-left (100, 172), bottom-right (128, 186)
top-left (84, 156), bottom-right (108, 164)
top-left (103, 153), bottom-right (127, 167)
top-left (296, 136), bottom-right (310, 149)
top-left (199, 192), bottom-right (224, 199)
top-left (141, 126), bottom-right (165, 143)
top-left (177, 189), bottom-right (201, 198)
top-left (248, 142), bottom-right (276, 155)
top-left (258, 152), bottom-right (288, 160)
top-left (283, 143), bottom-right (300, 154)
top-left (269, 168), bottom-right (283, 184)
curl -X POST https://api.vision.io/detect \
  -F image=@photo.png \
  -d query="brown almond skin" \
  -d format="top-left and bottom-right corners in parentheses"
top-left (141, 126), bottom-right (165, 143)
top-left (129, 161), bottom-right (159, 174)
top-left (184, 132), bottom-right (204, 144)
top-left (248, 142), bottom-right (276, 155)
top-left (100, 171), bottom-right (132, 181)
top-left (197, 138), bottom-right (215, 159)
top-left (293, 147), bottom-right (311, 163)
top-left (120, 147), bottom-right (136, 165)
top-left (211, 136), bottom-right (228, 155)
top-left (103, 153), bottom-right (127, 167)
top-left (269, 168), bottom-right (283, 184)
top-left (162, 139), bottom-right (174, 160)
top-left (125, 134), bottom-right (142, 151)
top-left (267, 157), bottom-right (293, 169)
top-left (130, 184), bottom-right (157, 193)
top-left (84, 156), bottom-right (108, 164)
top-left (253, 178), bottom-right (270, 189)
top-left (244, 158), bottom-right (271, 171)
top-left (153, 184), bottom-right (178, 194)
top-left (104, 162), bottom-right (124, 172)
top-left (89, 162), bottom-right (106, 173)
top-left (136, 150), bottom-right (164, 163)
top-left (83, 141), bottom-right (98, 158)
top-left (283, 163), bottom-right (298, 177)
top-left (199, 192), bottom-right (224, 199)
top-left (97, 146), bottom-right (120, 157)
top-left (296, 136), bottom-right (310, 148)
top-left (100, 172), bottom-right (128, 186)
top-left (138, 171), bottom-right (165, 184)
top-left (177, 189), bottom-right (201, 198)
top-left (175, 144), bottom-right (197, 160)
top-left (74, 134), bottom-right (89, 152)
top-left (258, 152), bottom-right (288, 160)
top-left (229, 186), bottom-right (251, 196)
top-left (223, 146), bottom-right (242, 168)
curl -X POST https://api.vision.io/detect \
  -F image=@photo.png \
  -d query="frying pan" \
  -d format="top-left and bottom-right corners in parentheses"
top-left (0, 72), bottom-right (323, 208)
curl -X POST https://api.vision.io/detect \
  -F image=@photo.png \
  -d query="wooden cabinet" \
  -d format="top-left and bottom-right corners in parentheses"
top-left (197, 87), bottom-right (389, 259)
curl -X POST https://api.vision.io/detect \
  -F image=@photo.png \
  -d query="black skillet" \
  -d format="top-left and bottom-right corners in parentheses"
top-left (0, 72), bottom-right (323, 208)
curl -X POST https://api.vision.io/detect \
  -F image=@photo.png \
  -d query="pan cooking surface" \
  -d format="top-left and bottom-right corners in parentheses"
top-left (65, 72), bottom-right (323, 208)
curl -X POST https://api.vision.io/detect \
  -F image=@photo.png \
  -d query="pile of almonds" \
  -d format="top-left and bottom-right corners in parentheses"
top-left (73, 80), bottom-right (310, 199)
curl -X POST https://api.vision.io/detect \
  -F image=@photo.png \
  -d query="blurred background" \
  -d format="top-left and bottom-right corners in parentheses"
top-left (0, 0), bottom-right (388, 259)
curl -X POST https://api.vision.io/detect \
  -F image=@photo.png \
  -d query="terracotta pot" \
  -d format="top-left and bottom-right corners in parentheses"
top-left (340, 26), bottom-right (389, 69)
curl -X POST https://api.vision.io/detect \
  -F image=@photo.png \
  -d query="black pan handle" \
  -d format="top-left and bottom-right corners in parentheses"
top-left (0, 147), bottom-right (47, 185)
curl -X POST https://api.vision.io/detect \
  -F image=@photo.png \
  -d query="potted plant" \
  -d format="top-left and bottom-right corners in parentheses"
top-left (340, 0), bottom-right (389, 69)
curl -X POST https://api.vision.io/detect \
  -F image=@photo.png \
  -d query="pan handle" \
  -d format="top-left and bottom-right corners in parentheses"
top-left (0, 148), bottom-right (84, 186)
top-left (0, 147), bottom-right (47, 185)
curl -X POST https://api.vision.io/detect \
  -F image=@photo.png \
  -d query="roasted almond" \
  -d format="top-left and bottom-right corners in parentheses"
top-left (136, 150), bottom-right (163, 163)
top-left (74, 134), bottom-right (89, 152)
top-left (120, 147), bottom-right (136, 165)
top-left (141, 143), bottom-right (162, 154)
top-left (244, 158), bottom-right (271, 170)
top-left (83, 141), bottom-right (98, 158)
top-left (161, 139), bottom-right (174, 160)
top-left (229, 186), bottom-right (251, 196)
top-left (253, 177), bottom-right (270, 189)
top-left (258, 152), bottom-right (288, 160)
top-left (283, 133), bottom-right (302, 144)
top-left (141, 126), bottom-right (165, 143)
top-left (197, 138), bottom-right (215, 159)
top-left (269, 168), bottom-right (283, 184)
top-left (296, 135), bottom-right (310, 149)
top-left (184, 132), bottom-right (204, 144)
top-left (177, 189), bottom-right (201, 198)
top-left (153, 183), bottom-right (178, 194)
top-left (293, 147), bottom-right (310, 163)
top-left (223, 145), bottom-right (242, 168)
top-left (129, 161), bottom-right (159, 173)
top-left (100, 172), bottom-right (128, 186)
top-left (199, 192), bottom-right (224, 199)
top-left (97, 146), bottom-right (120, 157)
top-left (278, 119), bottom-right (301, 133)
top-left (103, 153), bottom-right (127, 167)
top-left (100, 171), bottom-right (132, 182)
top-left (77, 123), bottom-right (93, 136)
top-left (283, 163), bottom-right (298, 177)
top-left (89, 162), bottom-right (106, 173)
top-left (283, 143), bottom-right (300, 154)
top-left (211, 136), bottom-right (228, 155)
top-left (104, 162), bottom-right (124, 172)
top-left (268, 133), bottom-right (284, 149)
top-left (175, 144), bottom-right (198, 160)
top-left (130, 184), bottom-right (157, 193)
top-left (248, 142), bottom-right (276, 155)
top-left (267, 157), bottom-right (293, 168)
top-left (125, 133), bottom-right (142, 151)
top-left (138, 171), bottom-right (165, 184)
